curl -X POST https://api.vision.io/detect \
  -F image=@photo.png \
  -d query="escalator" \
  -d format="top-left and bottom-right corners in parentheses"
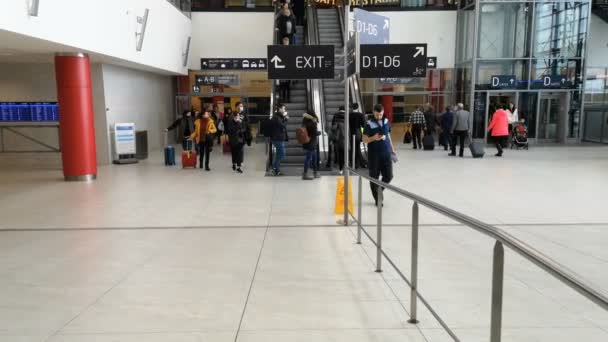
top-left (317, 8), bottom-right (346, 118)
top-left (593, 0), bottom-right (608, 23)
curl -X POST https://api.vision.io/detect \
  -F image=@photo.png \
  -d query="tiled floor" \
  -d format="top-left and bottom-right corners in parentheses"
top-left (0, 143), bottom-right (607, 341)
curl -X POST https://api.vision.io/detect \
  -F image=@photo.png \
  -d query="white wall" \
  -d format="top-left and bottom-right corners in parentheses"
top-left (588, 14), bottom-right (608, 67)
top-left (0, 63), bottom-right (174, 167)
top-left (352, 11), bottom-right (457, 69)
top-left (190, 12), bottom-right (274, 69)
top-left (101, 64), bottom-right (174, 163)
top-left (0, 0), bottom-right (191, 75)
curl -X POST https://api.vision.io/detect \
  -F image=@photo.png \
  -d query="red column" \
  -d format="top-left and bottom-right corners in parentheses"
top-left (55, 53), bottom-right (97, 181)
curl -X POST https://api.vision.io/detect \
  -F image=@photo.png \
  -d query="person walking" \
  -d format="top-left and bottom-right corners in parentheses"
top-left (440, 106), bottom-right (454, 151)
top-left (190, 110), bottom-right (217, 171)
top-left (331, 106), bottom-right (346, 174)
top-left (226, 102), bottom-right (249, 173)
top-left (165, 110), bottom-right (195, 151)
top-left (211, 104), bottom-right (224, 145)
top-left (410, 107), bottom-right (426, 150)
top-left (302, 112), bottom-right (320, 180)
top-left (276, 7), bottom-right (297, 45)
top-left (488, 105), bottom-right (510, 157)
top-left (270, 104), bottom-right (289, 176)
top-left (450, 103), bottom-right (471, 157)
top-left (350, 103), bottom-right (367, 168)
top-left (423, 103), bottom-right (436, 143)
top-left (363, 104), bottom-right (395, 207)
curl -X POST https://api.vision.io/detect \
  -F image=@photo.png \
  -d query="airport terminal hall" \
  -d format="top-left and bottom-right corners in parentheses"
top-left (2, 0), bottom-right (608, 341)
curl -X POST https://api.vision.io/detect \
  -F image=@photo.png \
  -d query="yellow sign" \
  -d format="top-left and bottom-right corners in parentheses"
top-left (334, 176), bottom-right (354, 215)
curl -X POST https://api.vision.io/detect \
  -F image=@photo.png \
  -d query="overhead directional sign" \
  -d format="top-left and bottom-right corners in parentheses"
top-left (267, 45), bottom-right (335, 80)
top-left (195, 74), bottom-right (240, 86)
top-left (201, 58), bottom-right (267, 70)
top-left (353, 8), bottom-right (390, 44)
top-left (359, 44), bottom-right (427, 79)
top-left (490, 75), bottom-right (517, 89)
top-left (531, 75), bottom-right (571, 89)
top-left (426, 57), bottom-right (437, 69)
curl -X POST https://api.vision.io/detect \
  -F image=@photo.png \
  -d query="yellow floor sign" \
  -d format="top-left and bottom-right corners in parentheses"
top-left (334, 176), bottom-right (354, 216)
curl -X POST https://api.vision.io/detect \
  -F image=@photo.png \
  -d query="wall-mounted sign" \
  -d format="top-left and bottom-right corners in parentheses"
top-left (267, 45), bottom-right (335, 80)
top-left (490, 75), bottom-right (517, 89)
top-left (195, 74), bottom-right (240, 86)
top-left (531, 75), bottom-right (572, 89)
top-left (359, 44), bottom-right (427, 79)
top-left (200, 58), bottom-right (267, 71)
top-left (353, 8), bottom-right (390, 44)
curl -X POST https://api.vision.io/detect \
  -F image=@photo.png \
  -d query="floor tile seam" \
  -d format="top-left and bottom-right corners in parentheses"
top-left (41, 229), bottom-right (187, 342)
top-left (507, 226), bottom-right (608, 264)
top-left (49, 329), bottom-right (238, 336)
top-left (236, 327), bottom-right (423, 332)
top-left (2, 222), bottom-right (608, 232)
top-left (233, 181), bottom-right (274, 342)
top-left (345, 225), bottom-right (432, 342)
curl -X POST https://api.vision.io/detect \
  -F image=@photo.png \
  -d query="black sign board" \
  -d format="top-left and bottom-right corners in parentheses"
top-left (359, 44), bottom-right (427, 79)
top-left (200, 58), bottom-right (267, 71)
top-left (531, 75), bottom-right (571, 89)
top-left (490, 75), bottom-right (517, 89)
top-left (267, 45), bottom-right (335, 80)
top-left (426, 57), bottom-right (437, 69)
top-left (195, 74), bottom-right (240, 86)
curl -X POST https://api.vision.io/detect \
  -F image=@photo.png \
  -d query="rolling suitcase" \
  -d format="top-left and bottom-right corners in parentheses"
top-left (182, 139), bottom-right (197, 168)
top-left (469, 141), bottom-right (485, 158)
top-left (164, 132), bottom-right (175, 166)
top-left (423, 135), bottom-right (435, 150)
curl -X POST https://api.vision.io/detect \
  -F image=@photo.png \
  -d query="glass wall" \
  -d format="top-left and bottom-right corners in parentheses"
top-left (456, 0), bottom-right (591, 141)
top-left (167, 0), bottom-right (192, 17)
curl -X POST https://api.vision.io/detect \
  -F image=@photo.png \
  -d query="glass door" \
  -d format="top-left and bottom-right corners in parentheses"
top-left (538, 94), bottom-right (567, 142)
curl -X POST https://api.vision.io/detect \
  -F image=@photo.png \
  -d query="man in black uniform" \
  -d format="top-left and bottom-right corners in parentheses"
top-left (363, 104), bottom-right (395, 206)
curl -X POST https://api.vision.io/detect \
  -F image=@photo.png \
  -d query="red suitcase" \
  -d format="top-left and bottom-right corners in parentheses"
top-left (182, 140), bottom-right (197, 168)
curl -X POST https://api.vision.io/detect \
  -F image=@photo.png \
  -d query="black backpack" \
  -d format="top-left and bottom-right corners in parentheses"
top-left (331, 120), bottom-right (345, 147)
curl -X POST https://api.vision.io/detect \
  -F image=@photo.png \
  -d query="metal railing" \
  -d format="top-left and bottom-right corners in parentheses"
top-left (346, 166), bottom-right (608, 342)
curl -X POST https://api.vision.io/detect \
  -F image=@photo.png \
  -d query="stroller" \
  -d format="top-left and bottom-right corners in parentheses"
top-left (510, 120), bottom-right (529, 150)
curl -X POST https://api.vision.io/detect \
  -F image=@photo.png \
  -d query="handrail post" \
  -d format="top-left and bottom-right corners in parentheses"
top-left (375, 186), bottom-right (383, 273)
top-left (408, 201), bottom-right (420, 324)
top-left (490, 241), bottom-right (505, 342)
top-left (357, 174), bottom-right (362, 244)
top-left (352, 134), bottom-right (356, 170)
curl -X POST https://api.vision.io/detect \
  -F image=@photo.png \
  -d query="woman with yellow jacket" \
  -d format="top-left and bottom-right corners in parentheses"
top-left (190, 109), bottom-right (217, 171)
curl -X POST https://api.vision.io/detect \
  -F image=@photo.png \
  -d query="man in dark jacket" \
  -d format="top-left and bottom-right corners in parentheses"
top-left (349, 103), bottom-right (367, 169)
top-left (270, 104), bottom-right (289, 176)
top-left (302, 112), bottom-right (319, 180)
top-left (276, 7), bottom-right (297, 45)
top-left (423, 103), bottom-right (436, 142)
top-left (331, 106), bottom-right (346, 174)
top-left (440, 106), bottom-right (454, 151)
top-left (165, 110), bottom-right (195, 150)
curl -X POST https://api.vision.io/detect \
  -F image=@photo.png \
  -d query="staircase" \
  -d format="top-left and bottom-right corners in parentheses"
top-left (593, 0), bottom-right (608, 23)
top-left (317, 8), bottom-right (345, 125)
top-left (281, 26), bottom-right (308, 166)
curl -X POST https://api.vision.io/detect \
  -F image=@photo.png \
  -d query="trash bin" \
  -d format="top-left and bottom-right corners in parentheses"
top-left (135, 130), bottom-right (148, 160)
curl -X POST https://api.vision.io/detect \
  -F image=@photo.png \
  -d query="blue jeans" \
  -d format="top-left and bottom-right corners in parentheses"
top-left (304, 148), bottom-right (318, 173)
top-left (272, 140), bottom-right (285, 171)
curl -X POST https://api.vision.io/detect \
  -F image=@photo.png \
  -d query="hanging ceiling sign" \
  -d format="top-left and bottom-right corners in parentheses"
top-left (195, 74), bottom-right (240, 86)
top-left (353, 8), bottom-right (390, 44)
top-left (200, 58), bottom-right (267, 71)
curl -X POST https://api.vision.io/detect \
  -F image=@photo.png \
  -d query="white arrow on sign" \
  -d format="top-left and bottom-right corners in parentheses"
top-left (414, 46), bottom-right (425, 58)
top-left (271, 55), bottom-right (285, 69)
top-left (383, 19), bottom-right (389, 30)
